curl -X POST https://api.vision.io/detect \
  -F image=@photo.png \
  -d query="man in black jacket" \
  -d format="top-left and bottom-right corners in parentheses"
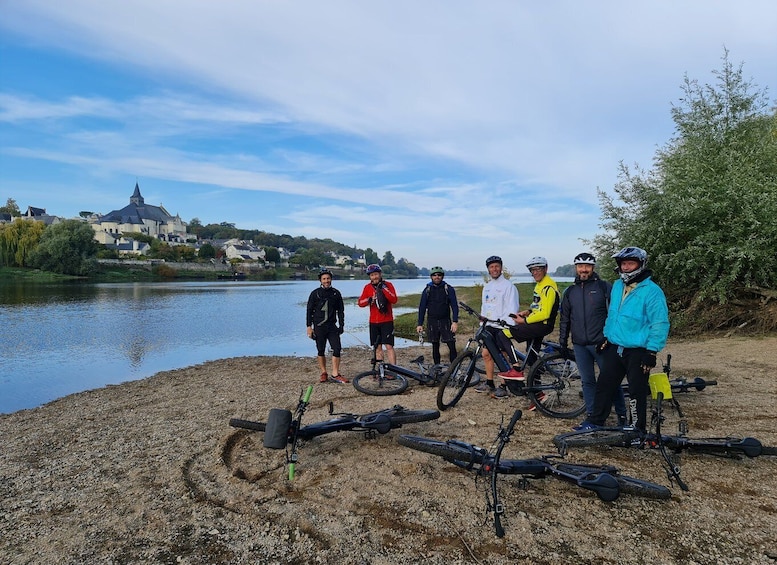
top-left (558, 253), bottom-right (626, 424)
top-left (306, 269), bottom-right (347, 383)
top-left (416, 266), bottom-right (459, 365)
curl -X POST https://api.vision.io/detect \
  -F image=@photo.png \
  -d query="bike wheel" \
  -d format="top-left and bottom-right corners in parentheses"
top-left (475, 352), bottom-right (486, 375)
top-left (352, 369), bottom-right (409, 396)
top-left (526, 352), bottom-right (586, 419)
top-left (437, 349), bottom-right (477, 411)
top-left (761, 446), bottom-right (777, 456)
top-left (613, 474), bottom-right (672, 500)
top-left (380, 407), bottom-right (441, 425)
top-left (677, 437), bottom-right (764, 458)
top-left (229, 418), bottom-right (266, 432)
top-left (553, 428), bottom-right (634, 451)
top-left (397, 435), bottom-right (485, 464)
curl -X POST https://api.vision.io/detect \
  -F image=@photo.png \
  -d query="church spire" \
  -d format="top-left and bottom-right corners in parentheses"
top-left (130, 182), bottom-right (144, 206)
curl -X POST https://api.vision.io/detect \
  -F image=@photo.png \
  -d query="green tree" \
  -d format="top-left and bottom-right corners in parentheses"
top-left (0, 219), bottom-right (46, 267)
top-left (592, 50), bottom-right (777, 306)
top-left (198, 242), bottom-right (216, 259)
top-left (263, 246), bottom-right (281, 264)
top-left (364, 248), bottom-right (380, 265)
top-left (29, 220), bottom-right (99, 275)
top-left (290, 248), bottom-right (328, 269)
top-left (0, 198), bottom-right (21, 216)
top-left (382, 250), bottom-right (396, 266)
top-left (554, 264), bottom-right (576, 278)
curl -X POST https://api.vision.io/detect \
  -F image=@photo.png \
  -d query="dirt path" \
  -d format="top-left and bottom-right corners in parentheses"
top-left (1, 336), bottom-right (776, 564)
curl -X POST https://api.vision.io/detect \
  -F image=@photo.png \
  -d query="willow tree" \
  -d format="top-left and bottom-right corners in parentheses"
top-left (593, 50), bottom-right (777, 312)
top-left (0, 219), bottom-right (46, 267)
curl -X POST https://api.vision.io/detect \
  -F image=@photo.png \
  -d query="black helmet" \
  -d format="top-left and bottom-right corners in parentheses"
top-left (318, 268), bottom-right (333, 280)
top-left (485, 255), bottom-right (502, 267)
top-left (573, 252), bottom-right (596, 265)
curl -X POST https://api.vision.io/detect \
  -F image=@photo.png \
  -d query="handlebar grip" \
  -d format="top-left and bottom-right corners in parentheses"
top-left (303, 385), bottom-right (314, 403)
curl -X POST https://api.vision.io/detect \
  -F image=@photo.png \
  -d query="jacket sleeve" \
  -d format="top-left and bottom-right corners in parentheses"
top-left (336, 291), bottom-right (345, 327)
top-left (306, 291), bottom-right (316, 326)
top-left (417, 287), bottom-right (428, 326)
top-left (525, 285), bottom-right (557, 324)
top-left (383, 281), bottom-right (398, 304)
top-left (449, 286), bottom-right (459, 322)
top-left (645, 286), bottom-right (670, 352)
top-left (558, 287), bottom-right (571, 347)
top-left (358, 284), bottom-right (372, 307)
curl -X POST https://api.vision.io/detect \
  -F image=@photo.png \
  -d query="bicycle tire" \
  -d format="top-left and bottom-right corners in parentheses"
top-left (553, 428), bottom-right (635, 451)
top-left (554, 462), bottom-right (671, 500)
top-left (673, 436), bottom-right (764, 458)
top-left (229, 418), bottom-right (266, 432)
top-left (437, 349), bottom-right (477, 411)
top-left (397, 435), bottom-right (485, 464)
top-left (383, 408), bottom-right (441, 426)
top-left (475, 352), bottom-right (486, 375)
top-left (614, 474), bottom-right (672, 499)
top-left (760, 446), bottom-right (777, 456)
top-left (526, 352), bottom-right (586, 419)
top-left (352, 369), bottom-right (409, 396)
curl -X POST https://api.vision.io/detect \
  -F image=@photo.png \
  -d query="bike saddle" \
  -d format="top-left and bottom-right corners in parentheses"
top-left (410, 355), bottom-right (425, 364)
top-left (360, 413), bottom-right (392, 434)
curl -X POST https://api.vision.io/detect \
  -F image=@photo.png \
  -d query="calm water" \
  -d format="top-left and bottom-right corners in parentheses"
top-left (1, 276), bottom-right (488, 413)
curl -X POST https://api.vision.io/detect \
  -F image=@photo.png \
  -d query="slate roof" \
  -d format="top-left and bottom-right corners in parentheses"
top-left (99, 183), bottom-right (174, 224)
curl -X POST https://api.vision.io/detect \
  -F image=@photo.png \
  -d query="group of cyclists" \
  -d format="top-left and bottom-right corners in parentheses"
top-left (306, 245), bottom-right (669, 432)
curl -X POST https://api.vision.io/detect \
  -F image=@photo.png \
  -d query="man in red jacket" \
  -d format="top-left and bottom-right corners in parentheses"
top-left (358, 264), bottom-right (398, 364)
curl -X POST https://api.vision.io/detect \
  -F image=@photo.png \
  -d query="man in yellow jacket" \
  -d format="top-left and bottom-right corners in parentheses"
top-left (492, 256), bottom-right (559, 400)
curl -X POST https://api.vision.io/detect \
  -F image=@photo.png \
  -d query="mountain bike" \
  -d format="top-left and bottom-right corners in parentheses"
top-left (352, 343), bottom-right (480, 396)
top-left (620, 354), bottom-right (718, 398)
top-left (229, 385), bottom-right (440, 479)
top-left (398, 409), bottom-right (670, 538)
top-left (436, 302), bottom-right (585, 419)
top-left (553, 377), bottom-right (774, 490)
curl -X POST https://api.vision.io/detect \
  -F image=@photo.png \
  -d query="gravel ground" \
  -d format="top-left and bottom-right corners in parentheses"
top-left (1, 336), bottom-right (776, 565)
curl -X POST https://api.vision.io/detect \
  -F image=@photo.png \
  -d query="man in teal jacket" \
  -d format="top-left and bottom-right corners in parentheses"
top-left (574, 247), bottom-right (669, 432)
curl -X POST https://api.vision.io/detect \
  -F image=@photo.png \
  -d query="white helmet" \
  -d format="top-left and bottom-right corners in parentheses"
top-left (573, 252), bottom-right (596, 265)
top-left (526, 256), bottom-right (548, 271)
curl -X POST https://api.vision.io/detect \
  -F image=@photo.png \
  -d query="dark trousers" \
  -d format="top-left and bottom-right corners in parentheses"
top-left (590, 345), bottom-right (650, 431)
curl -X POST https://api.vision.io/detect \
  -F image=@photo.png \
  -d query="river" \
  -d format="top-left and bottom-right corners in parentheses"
top-left (1, 276), bottom-right (494, 413)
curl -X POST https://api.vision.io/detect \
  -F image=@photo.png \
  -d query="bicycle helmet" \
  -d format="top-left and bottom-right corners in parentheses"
top-left (318, 268), bottom-right (333, 280)
top-left (612, 247), bottom-right (648, 284)
top-left (430, 266), bottom-right (445, 276)
top-left (526, 256), bottom-right (548, 271)
top-left (573, 252), bottom-right (596, 265)
top-left (366, 264), bottom-right (382, 274)
top-left (485, 255), bottom-right (502, 267)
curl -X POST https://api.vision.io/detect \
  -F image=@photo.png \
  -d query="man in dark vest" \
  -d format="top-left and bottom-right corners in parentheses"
top-left (416, 266), bottom-right (459, 365)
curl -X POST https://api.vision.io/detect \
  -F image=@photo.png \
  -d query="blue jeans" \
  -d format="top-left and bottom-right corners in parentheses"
top-left (574, 344), bottom-right (626, 420)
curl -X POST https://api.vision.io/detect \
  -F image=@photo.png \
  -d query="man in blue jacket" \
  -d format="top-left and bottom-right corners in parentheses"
top-left (558, 252), bottom-right (626, 424)
top-left (575, 247), bottom-right (669, 432)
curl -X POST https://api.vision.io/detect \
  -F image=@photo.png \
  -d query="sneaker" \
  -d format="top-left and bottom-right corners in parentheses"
top-left (474, 381), bottom-right (494, 393)
top-left (329, 374), bottom-right (349, 384)
top-left (491, 385), bottom-right (511, 399)
top-left (528, 391), bottom-right (547, 411)
top-left (497, 368), bottom-right (526, 381)
top-left (319, 372), bottom-right (329, 383)
top-left (573, 421), bottom-right (599, 432)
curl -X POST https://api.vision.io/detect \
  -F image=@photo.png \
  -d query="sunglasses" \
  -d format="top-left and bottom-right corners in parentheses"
top-left (431, 273), bottom-right (443, 276)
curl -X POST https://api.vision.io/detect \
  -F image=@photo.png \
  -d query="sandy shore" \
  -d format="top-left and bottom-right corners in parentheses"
top-left (1, 337), bottom-right (776, 564)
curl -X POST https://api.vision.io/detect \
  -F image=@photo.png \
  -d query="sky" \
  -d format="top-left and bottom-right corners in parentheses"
top-left (1, 2), bottom-right (775, 272)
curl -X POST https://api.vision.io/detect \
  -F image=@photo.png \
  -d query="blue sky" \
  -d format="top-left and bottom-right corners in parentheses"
top-left (1, 1), bottom-right (775, 271)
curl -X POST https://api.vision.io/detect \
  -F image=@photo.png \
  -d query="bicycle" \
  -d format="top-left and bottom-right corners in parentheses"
top-left (398, 409), bottom-right (670, 538)
top-left (553, 374), bottom-right (775, 490)
top-left (352, 342), bottom-right (480, 396)
top-left (620, 354), bottom-right (718, 398)
top-left (436, 302), bottom-right (585, 419)
top-left (229, 385), bottom-right (440, 479)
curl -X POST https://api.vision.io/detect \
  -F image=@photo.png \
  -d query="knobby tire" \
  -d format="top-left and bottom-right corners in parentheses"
top-left (553, 428), bottom-right (634, 451)
top-left (437, 349), bottom-right (477, 411)
top-left (397, 435), bottom-right (485, 465)
top-left (229, 418), bottom-right (266, 432)
top-left (383, 408), bottom-right (440, 426)
top-left (353, 369), bottom-right (409, 396)
top-left (526, 352), bottom-right (586, 419)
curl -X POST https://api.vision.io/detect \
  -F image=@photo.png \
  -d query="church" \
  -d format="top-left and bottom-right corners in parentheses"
top-left (91, 183), bottom-right (189, 250)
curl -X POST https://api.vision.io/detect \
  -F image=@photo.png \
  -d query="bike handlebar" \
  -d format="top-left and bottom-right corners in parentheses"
top-left (459, 301), bottom-right (510, 327)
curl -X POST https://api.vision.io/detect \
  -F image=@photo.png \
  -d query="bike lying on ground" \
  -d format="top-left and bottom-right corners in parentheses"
top-left (399, 409), bottom-right (670, 538)
top-left (229, 385), bottom-right (440, 479)
top-left (352, 342), bottom-right (480, 396)
top-left (554, 374), bottom-right (775, 491)
top-left (620, 354), bottom-right (718, 399)
top-left (436, 301), bottom-right (585, 419)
